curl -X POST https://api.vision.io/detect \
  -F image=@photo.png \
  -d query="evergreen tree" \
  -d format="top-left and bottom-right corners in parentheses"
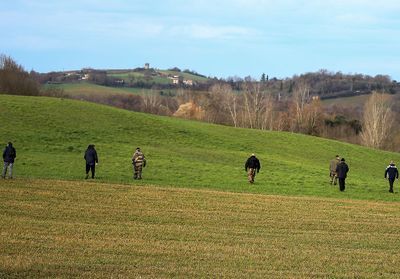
top-left (260, 73), bottom-right (266, 83)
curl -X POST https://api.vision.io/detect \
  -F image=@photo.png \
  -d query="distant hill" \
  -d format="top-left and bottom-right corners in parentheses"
top-left (35, 67), bottom-right (400, 103)
top-left (1, 94), bottom-right (399, 201)
top-left (39, 67), bottom-right (212, 90)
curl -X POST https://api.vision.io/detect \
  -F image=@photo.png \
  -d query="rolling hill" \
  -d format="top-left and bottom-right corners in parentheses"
top-left (2, 94), bottom-right (400, 277)
top-left (43, 82), bottom-right (158, 97)
top-left (107, 69), bottom-right (208, 84)
top-left (0, 94), bottom-right (399, 201)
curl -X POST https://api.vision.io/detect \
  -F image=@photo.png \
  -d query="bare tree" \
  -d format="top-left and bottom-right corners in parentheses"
top-left (242, 82), bottom-right (268, 129)
top-left (261, 93), bottom-right (275, 130)
top-left (274, 111), bottom-right (290, 131)
top-left (142, 90), bottom-right (162, 114)
top-left (176, 88), bottom-right (193, 104)
top-left (208, 84), bottom-right (240, 127)
top-left (361, 92), bottom-right (394, 149)
top-left (303, 99), bottom-right (323, 135)
top-left (290, 81), bottom-right (310, 132)
top-left (225, 89), bottom-right (240, 127)
top-left (203, 85), bottom-right (225, 123)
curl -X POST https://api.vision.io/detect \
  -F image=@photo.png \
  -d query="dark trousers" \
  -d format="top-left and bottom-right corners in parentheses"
top-left (338, 178), bottom-right (346, 191)
top-left (86, 164), bottom-right (95, 178)
top-left (388, 178), bottom-right (395, 193)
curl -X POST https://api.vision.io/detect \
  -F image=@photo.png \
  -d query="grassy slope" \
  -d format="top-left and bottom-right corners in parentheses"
top-left (1, 179), bottom-right (400, 278)
top-left (108, 70), bottom-right (208, 84)
top-left (159, 70), bottom-right (209, 82)
top-left (43, 82), bottom-right (156, 97)
top-left (1, 94), bottom-right (399, 201)
top-left (2, 95), bottom-right (400, 277)
top-left (108, 71), bottom-right (172, 85)
top-left (322, 94), bottom-right (370, 107)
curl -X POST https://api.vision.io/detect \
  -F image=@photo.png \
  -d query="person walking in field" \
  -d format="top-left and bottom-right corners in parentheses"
top-left (84, 144), bottom-right (98, 179)
top-left (385, 160), bottom-right (398, 193)
top-left (245, 154), bottom-right (260, 184)
top-left (132, 147), bottom-right (146, 180)
top-left (336, 158), bottom-right (349, 192)
top-left (329, 155), bottom-right (340, 185)
top-left (2, 142), bottom-right (16, 179)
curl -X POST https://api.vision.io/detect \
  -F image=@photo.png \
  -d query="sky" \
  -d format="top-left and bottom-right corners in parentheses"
top-left (1, 0), bottom-right (400, 80)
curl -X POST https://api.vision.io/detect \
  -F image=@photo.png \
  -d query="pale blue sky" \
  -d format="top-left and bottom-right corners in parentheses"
top-left (1, 0), bottom-right (400, 80)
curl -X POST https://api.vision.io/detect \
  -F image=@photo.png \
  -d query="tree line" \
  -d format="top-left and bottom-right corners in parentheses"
top-left (0, 55), bottom-right (40, 96)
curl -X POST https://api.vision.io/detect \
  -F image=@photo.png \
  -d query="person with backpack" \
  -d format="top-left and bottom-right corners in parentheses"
top-left (2, 142), bottom-right (16, 179)
top-left (385, 160), bottom-right (399, 193)
top-left (132, 147), bottom-right (146, 179)
top-left (336, 158), bottom-right (349, 191)
top-left (244, 153), bottom-right (261, 184)
top-left (84, 144), bottom-right (98, 179)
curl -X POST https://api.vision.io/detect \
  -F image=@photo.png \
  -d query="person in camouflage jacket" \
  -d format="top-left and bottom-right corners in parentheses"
top-left (132, 147), bottom-right (146, 179)
top-left (329, 155), bottom-right (340, 185)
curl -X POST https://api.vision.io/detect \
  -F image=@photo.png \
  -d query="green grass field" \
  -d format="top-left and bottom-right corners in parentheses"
top-left (158, 70), bottom-right (209, 82)
top-left (1, 94), bottom-right (398, 201)
top-left (43, 82), bottom-right (157, 97)
top-left (1, 94), bottom-right (400, 277)
top-left (108, 71), bottom-right (173, 85)
top-left (322, 94), bottom-right (370, 107)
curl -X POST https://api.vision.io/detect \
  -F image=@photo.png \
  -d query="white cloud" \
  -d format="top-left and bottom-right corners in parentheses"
top-left (169, 24), bottom-right (256, 40)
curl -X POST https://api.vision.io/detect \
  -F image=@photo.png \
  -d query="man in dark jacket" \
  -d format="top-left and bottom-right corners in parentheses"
top-left (245, 154), bottom-right (261, 184)
top-left (84, 144), bottom-right (98, 179)
top-left (385, 160), bottom-right (399, 193)
top-left (2, 142), bottom-right (16, 179)
top-left (336, 158), bottom-right (349, 191)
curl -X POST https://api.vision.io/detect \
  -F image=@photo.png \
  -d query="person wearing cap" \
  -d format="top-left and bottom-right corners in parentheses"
top-left (244, 153), bottom-right (261, 184)
top-left (2, 142), bottom-right (16, 179)
top-left (336, 158), bottom-right (349, 191)
top-left (132, 147), bottom-right (146, 180)
top-left (329, 155), bottom-right (340, 185)
top-left (385, 160), bottom-right (399, 193)
top-left (84, 144), bottom-right (98, 179)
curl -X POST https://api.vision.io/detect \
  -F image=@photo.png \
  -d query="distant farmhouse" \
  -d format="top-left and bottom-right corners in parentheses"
top-left (171, 75), bottom-right (183, 85)
top-left (169, 75), bottom-right (194, 86)
top-left (183, 79), bottom-right (194, 86)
